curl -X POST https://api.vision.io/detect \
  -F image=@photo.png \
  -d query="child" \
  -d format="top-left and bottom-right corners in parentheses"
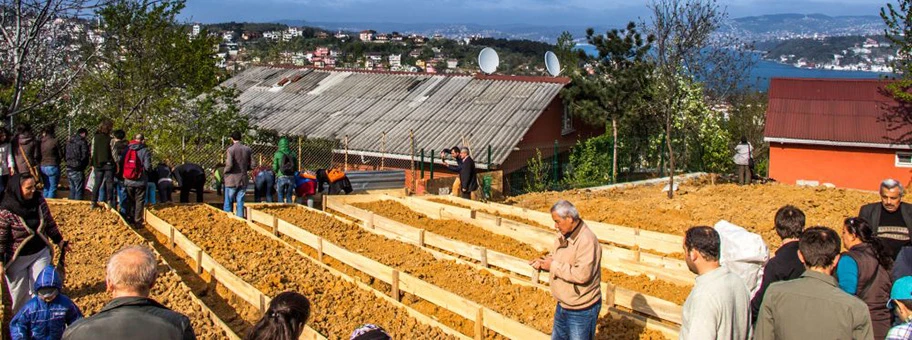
top-left (10, 265), bottom-right (82, 340)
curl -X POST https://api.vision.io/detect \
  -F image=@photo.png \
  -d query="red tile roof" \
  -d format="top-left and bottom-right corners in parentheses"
top-left (765, 78), bottom-right (912, 148)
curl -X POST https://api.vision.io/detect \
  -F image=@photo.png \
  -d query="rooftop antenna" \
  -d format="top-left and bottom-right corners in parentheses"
top-left (544, 51), bottom-right (561, 77)
top-left (478, 47), bottom-right (499, 75)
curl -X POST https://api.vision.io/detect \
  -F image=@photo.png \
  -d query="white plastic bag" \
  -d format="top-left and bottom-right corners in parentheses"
top-left (84, 168), bottom-right (96, 193)
top-left (714, 220), bottom-right (770, 298)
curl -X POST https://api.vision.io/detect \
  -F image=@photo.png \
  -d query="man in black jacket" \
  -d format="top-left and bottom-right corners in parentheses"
top-left (458, 148), bottom-right (478, 200)
top-left (173, 163), bottom-right (206, 203)
top-left (858, 178), bottom-right (912, 258)
top-left (64, 128), bottom-right (90, 200)
top-left (750, 205), bottom-right (806, 325)
top-left (62, 246), bottom-right (195, 340)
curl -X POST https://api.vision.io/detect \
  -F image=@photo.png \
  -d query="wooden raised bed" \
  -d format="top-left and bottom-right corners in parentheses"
top-left (46, 200), bottom-right (240, 340)
top-left (321, 197), bottom-right (685, 329)
top-left (425, 195), bottom-right (685, 255)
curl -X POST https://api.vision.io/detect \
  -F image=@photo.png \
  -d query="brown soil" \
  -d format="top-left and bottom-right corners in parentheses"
top-left (149, 204), bottom-right (456, 339)
top-left (349, 201), bottom-right (690, 306)
top-left (50, 204), bottom-right (230, 339)
top-left (507, 181), bottom-right (874, 250)
top-left (263, 206), bottom-right (669, 340)
top-left (426, 198), bottom-right (685, 260)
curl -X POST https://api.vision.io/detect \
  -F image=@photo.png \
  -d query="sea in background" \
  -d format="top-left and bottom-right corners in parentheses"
top-left (575, 44), bottom-right (890, 91)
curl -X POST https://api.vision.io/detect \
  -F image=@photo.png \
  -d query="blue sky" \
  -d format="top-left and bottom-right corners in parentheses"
top-left (181, 0), bottom-right (890, 25)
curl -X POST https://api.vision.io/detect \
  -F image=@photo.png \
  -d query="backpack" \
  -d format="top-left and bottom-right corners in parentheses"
top-left (65, 137), bottom-right (88, 170)
top-left (280, 153), bottom-right (295, 176)
top-left (122, 147), bottom-right (143, 180)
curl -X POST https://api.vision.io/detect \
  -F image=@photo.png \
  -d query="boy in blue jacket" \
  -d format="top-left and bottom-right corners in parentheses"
top-left (10, 265), bottom-right (82, 340)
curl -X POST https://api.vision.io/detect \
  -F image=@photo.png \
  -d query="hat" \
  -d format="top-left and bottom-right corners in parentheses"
top-left (888, 276), bottom-right (912, 309)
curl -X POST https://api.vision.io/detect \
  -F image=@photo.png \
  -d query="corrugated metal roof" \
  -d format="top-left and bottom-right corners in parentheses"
top-left (764, 78), bottom-right (912, 147)
top-left (224, 66), bottom-right (566, 166)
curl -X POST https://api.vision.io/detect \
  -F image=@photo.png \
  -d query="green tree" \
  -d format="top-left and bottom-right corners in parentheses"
top-left (75, 0), bottom-right (221, 129)
top-left (561, 22), bottom-right (654, 183)
top-left (554, 31), bottom-right (579, 76)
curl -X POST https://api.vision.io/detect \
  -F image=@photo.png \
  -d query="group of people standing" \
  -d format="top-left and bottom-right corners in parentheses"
top-left (439, 146), bottom-right (478, 199)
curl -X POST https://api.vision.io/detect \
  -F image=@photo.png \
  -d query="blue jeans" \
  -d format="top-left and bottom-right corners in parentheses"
top-left (552, 300), bottom-right (601, 340)
top-left (40, 166), bottom-right (60, 198)
top-left (67, 170), bottom-right (85, 200)
top-left (146, 182), bottom-right (157, 204)
top-left (254, 172), bottom-right (275, 203)
top-left (224, 186), bottom-right (246, 218)
top-left (276, 176), bottom-right (295, 203)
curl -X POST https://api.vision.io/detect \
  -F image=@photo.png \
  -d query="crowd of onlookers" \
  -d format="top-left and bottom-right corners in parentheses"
top-left (9, 121), bottom-right (912, 339)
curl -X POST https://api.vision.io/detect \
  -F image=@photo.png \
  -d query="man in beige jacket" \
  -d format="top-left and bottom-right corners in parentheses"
top-left (531, 200), bottom-right (602, 340)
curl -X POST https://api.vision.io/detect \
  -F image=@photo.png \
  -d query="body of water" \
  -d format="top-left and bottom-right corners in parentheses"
top-left (575, 44), bottom-right (889, 91)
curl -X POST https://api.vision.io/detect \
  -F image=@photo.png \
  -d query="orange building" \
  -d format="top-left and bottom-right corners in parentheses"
top-left (765, 78), bottom-right (912, 191)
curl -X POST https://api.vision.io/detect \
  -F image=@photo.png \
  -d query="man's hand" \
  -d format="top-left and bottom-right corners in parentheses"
top-left (539, 255), bottom-right (553, 271)
top-left (530, 258), bottom-right (542, 270)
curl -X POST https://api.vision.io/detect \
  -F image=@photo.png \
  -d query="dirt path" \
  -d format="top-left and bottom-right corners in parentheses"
top-left (149, 204), bottom-right (456, 339)
top-left (508, 182), bottom-right (875, 250)
top-left (51, 204), bottom-right (230, 339)
top-left (350, 201), bottom-right (691, 306)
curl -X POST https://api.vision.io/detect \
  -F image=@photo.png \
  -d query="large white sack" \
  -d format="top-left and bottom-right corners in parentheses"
top-left (714, 220), bottom-right (770, 298)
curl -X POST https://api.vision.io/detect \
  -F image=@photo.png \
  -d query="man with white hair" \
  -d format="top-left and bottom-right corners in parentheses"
top-left (530, 200), bottom-right (601, 340)
top-left (859, 179), bottom-right (912, 258)
top-left (62, 246), bottom-right (195, 340)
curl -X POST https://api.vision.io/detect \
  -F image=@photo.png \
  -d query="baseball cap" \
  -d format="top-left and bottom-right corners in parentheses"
top-left (888, 276), bottom-right (912, 309)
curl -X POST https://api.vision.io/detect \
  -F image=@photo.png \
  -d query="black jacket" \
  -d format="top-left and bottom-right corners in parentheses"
top-left (859, 202), bottom-right (912, 233)
top-left (750, 241), bottom-right (804, 325)
top-left (459, 156), bottom-right (478, 193)
top-left (173, 163), bottom-right (205, 188)
top-left (62, 296), bottom-right (195, 340)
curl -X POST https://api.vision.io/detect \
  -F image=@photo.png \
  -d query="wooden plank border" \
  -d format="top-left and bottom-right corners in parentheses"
top-left (46, 201), bottom-right (242, 340)
top-left (253, 205), bottom-right (682, 339)
top-left (322, 198), bottom-right (685, 327)
top-left (239, 205), bottom-right (548, 339)
top-left (388, 195), bottom-right (694, 284)
top-left (422, 195), bottom-right (684, 254)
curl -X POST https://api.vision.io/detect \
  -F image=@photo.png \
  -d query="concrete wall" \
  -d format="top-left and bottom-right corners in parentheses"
top-left (769, 143), bottom-right (912, 190)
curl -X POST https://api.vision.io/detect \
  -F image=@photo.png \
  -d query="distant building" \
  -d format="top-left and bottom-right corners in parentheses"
top-left (264, 31), bottom-right (280, 41)
top-left (316, 31), bottom-right (329, 39)
top-left (241, 31), bottom-right (260, 41)
top-left (389, 54), bottom-right (402, 67)
top-left (367, 53), bottom-right (382, 62)
top-left (447, 59), bottom-right (458, 69)
top-left (375, 34), bottom-right (389, 43)
top-left (335, 31), bottom-right (349, 40)
top-left (288, 27), bottom-right (303, 38)
top-left (191, 24), bottom-right (200, 37)
top-left (863, 38), bottom-right (880, 49)
top-left (315, 47), bottom-right (329, 57)
top-left (222, 31), bottom-right (234, 42)
top-left (360, 30), bottom-right (373, 42)
top-left (433, 33), bottom-right (443, 40)
top-left (409, 49), bottom-right (422, 58)
top-left (391, 33), bottom-right (403, 42)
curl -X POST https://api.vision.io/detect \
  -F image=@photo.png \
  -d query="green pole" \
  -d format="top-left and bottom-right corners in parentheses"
top-left (552, 140), bottom-right (559, 190)
top-left (430, 149), bottom-right (435, 179)
top-left (420, 149), bottom-right (425, 179)
top-left (487, 144), bottom-right (492, 169)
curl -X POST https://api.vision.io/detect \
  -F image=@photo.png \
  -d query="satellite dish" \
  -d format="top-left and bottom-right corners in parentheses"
top-left (544, 51), bottom-right (561, 77)
top-left (478, 47), bottom-right (499, 74)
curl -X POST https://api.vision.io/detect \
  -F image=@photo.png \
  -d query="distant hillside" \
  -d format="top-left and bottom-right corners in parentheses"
top-left (722, 14), bottom-right (885, 41)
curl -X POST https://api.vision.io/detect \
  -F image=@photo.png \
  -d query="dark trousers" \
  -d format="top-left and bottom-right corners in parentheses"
top-left (125, 185), bottom-right (146, 225)
top-left (254, 173), bottom-right (275, 202)
top-left (180, 176), bottom-right (205, 203)
top-left (67, 170), bottom-right (85, 200)
top-left (92, 167), bottom-right (115, 206)
top-left (460, 190), bottom-right (472, 200)
top-left (157, 181), bottom-right (174, 203)
top-left (737, 165), bottom-right (751, 185)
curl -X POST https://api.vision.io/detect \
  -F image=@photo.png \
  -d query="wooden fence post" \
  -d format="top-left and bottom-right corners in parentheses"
top-left (272, 217), bottom-right (279, 236)
top-left (474, 307), bottom-right (484, 340)
top-left (169, 227), bottom-right (176, 250)
top-left (392, 270), bottom-right (400, 301)
top-left (195, 250), bottom-right (203, 274)
top-left (480, 248), bottom-right (488, 268)
top-left (418, 230), bottom-right (425, 247)
top-left (495, 217), bottom-right (502, 226)
top-left (317, 237), bottom-right (324, 263)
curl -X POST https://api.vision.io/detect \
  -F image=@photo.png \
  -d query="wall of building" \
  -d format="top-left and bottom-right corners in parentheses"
top-left (769, 143), bottom-right (912, 190)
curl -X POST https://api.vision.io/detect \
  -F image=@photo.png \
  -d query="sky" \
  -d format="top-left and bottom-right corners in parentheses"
top-left (180, 0), bottom-right (890, 26)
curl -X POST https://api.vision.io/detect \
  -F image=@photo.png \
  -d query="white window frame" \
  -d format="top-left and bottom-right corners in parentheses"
top-left (896, 152), bottom-right (912, 168)
top-left (561, 104), bottom-right (575, 135)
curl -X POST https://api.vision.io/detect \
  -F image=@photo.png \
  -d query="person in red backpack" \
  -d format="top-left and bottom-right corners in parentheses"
top-left (120, 134), bottom-right (152, 227)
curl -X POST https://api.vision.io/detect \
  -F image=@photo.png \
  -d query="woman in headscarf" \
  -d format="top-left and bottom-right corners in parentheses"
top-left (0, 173), bottom-right (67, 314)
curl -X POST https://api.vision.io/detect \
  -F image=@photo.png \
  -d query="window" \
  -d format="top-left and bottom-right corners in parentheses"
top-left (561, 104), bottom-right (574, 135)
top-left (896, 152), bottom-right (912, 167)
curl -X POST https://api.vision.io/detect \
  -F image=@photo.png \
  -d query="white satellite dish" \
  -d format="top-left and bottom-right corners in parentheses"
top-left (544, 51), bottom-right (561, 77)
top-left (478, 47), bottom-right (499, 74)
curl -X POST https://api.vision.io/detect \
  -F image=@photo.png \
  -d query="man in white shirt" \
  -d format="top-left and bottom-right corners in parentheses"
top-left (681, 226), bottom-right (751, 340)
